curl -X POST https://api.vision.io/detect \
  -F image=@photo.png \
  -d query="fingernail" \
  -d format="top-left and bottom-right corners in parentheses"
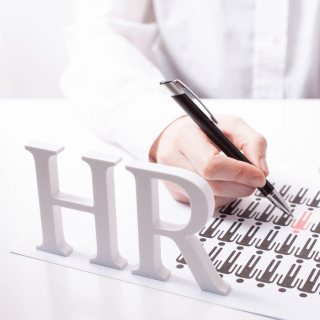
top-left (260, 157), bottom-right (269, 176)
top-left (249, 175), bottom-right (264, 187)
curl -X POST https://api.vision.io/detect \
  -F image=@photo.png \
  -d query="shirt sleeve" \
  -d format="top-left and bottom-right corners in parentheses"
top-left (60, 0), bottom-right (185, 161)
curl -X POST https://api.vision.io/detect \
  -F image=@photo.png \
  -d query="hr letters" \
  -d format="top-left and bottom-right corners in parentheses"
top-left (25, 141), bottom-right (230, 296)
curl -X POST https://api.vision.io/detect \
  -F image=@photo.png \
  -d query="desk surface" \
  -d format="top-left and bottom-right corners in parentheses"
top-left (0, 99), bottom-right (319, 320)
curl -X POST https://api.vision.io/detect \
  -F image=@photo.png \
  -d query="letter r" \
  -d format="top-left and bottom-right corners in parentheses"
top-left (126, 161), bottom-right (230, 295)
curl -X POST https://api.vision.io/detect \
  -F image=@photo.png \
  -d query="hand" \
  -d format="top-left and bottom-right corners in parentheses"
top-left (149, 115), bottom-right (269, 208)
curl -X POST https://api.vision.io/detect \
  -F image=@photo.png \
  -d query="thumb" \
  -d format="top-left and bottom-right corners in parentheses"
top-left (241, 134), bottom-right (269, 177)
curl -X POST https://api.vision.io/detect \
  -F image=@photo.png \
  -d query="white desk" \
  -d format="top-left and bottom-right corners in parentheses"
top-left (0, 99), bottom-right (319, 320)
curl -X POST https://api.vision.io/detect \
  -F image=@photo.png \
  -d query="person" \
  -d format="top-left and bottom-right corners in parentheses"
top-left (60, 0), bottom-right (320, 208)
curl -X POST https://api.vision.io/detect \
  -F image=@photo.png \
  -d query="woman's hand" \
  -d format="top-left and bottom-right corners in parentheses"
top-left (149, 115), bottom-right (269, 208)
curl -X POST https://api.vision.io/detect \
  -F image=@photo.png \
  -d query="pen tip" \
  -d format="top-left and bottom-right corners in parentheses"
top-left (285, 209), bottom-right (294, 217)
top-left (266, 189), bottom-right (293, 217)
top-left (284, 208), bottom-right (293, 217)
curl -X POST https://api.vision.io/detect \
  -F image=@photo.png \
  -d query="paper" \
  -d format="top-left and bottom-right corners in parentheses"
top-left (11, 167), bottom-right (320, 320)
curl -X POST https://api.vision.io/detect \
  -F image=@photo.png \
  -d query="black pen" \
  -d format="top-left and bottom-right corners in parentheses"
top-left (160, 79), bottom-right (293, 217)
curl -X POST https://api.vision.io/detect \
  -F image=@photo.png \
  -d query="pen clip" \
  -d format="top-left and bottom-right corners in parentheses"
top-left (174, 80), bottom-right (218, 124)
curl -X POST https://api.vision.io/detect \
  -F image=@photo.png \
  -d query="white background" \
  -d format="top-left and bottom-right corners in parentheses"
top-left (0, 0), bottom-right (76, 98)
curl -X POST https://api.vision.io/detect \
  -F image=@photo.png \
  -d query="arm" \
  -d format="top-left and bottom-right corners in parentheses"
top-left (61, 0), bottom-right (269, 209)
top-left (60, 0), bottom-right (185, 161)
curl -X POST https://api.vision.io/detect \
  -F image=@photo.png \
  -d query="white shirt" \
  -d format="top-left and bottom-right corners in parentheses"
top-left (60, 0), bottom-right (320, 161)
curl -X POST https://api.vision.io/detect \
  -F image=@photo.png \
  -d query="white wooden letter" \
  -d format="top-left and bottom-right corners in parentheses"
top-left (126, 161), bottom-right (230, 295)
top-left (25, 141), bottom-right (127, 270)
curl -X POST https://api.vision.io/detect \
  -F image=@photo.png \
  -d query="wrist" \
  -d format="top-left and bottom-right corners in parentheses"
top-left (149, 115), bottom-right (187, 163)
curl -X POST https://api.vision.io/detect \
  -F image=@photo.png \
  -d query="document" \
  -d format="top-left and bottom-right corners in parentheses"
top-left (12, 165), bottom-right (320, 320)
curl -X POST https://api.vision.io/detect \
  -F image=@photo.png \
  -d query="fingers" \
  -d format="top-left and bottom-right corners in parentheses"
top-left (163, 178), bottom-right (251, 208)
top-left (216, 115), bottom-right (269, 176)
top-left (179, 128), bottom-right (266, 188)
top-left (206, 180), bottom-right (255, 198)
top-left (163, 174), bottom-right (255, 200)
top-left (159, 150), bottom-right (257, 206)
top-left (167, 186), bottom-right (238, 212)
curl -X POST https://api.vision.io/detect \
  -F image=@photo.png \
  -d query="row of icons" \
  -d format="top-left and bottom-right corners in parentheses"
top-left (255, 185), bottom-right (320, 207)
top-left (177, 249), bottom-right (320, 294)
top-left (175, 186), bottom-right (320, 297)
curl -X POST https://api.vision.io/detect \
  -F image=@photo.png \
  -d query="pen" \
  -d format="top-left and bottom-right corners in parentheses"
top-left (160, 79), bottom-right (293, 217)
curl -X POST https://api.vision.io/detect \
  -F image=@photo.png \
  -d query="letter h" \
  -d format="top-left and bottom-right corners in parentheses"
top-left (25, 141), bottom-right (127, 270)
